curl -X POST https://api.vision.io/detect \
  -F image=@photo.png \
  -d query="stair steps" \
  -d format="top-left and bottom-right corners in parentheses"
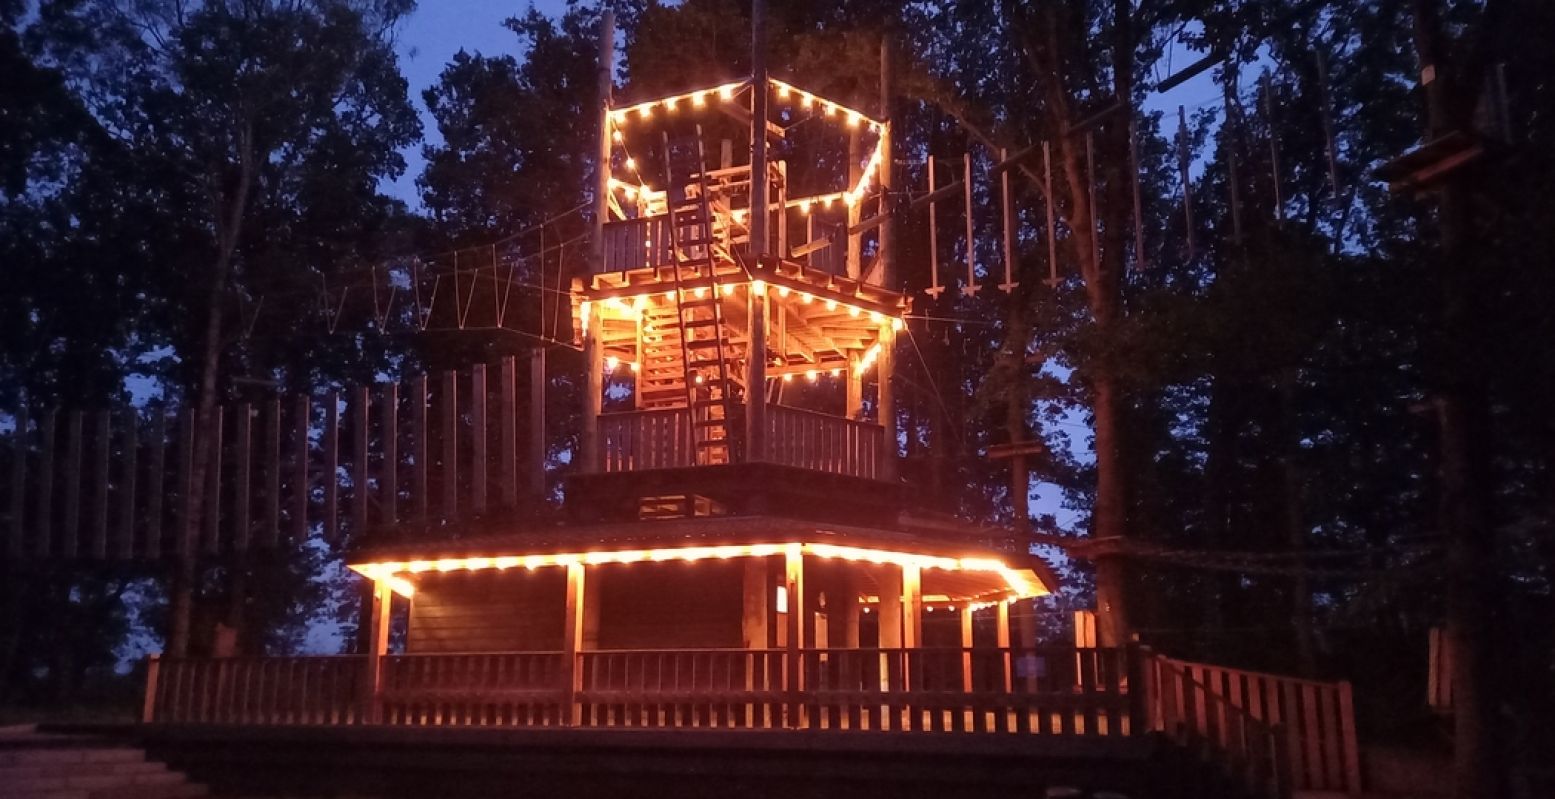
top-left (0, 727), bottom-right (207, 799)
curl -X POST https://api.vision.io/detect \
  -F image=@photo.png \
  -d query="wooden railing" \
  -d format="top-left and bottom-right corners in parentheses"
top-left (144, 646), bottom-right (1136, 736)
top-left (143, 654), bottom-right (365, 725)
top-left (599, 408), bottom-right (694, 472)
top-left (597, 404), bottom-right (885, 480)
top-left (763, 404), bottom-right (882, 479)
top-left (1144, 655), bottom-right (1291, 799)
top-left (1143, 654), bottom-right (1360, 797)
top-left (599, 216), bottom-right (674, 273)
top-left (380, 651), bottom-right (567, 727)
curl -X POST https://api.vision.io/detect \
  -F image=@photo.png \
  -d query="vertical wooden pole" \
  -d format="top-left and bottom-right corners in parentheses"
top-left (1128, 114), bottom-right (1148, 269)
top-left (353, 386), bottom-right (369, 538)
top-left (35, 409), bottom-right (55, 558)
top-left (529, 349), bottom-right (546, 499)
top-left (591, 8), bottom-right (613, 271)
top-left (877, 323), bottom-right (896, 481)
top-left (878, 565), bottom-right (903, 648)
top-left (90, 410), bottom-right (110, 559)
top-left (263, 399), bottom-right (279, 548)
top-left (784, 543), bottom-right (804, 726)
top-left (962, 154), bottom-right (979, 295)
top-left (412, 376), bottom-right (428, 524)
top-left (926, 156), bottom-right (942, 296)
top-left (750, 0), bottom-right (768, 260)
top-left (117, 411), bottom-right (138, 560)
top-left (1043, 141), bottom-right (1059, 285)
top-left (840, 572), bottom-right (861, 648)
top-left (7, 408), bottom-right (25, 560)
top-left (997, 600), bottom-right (1013, 693)
top-left (499, 356), bottom-right (518, 507)
top-left (960, 605), bottom-right (975, 692)
top-left (324, 391), bottom-right (340, 543)
top-left (878, 34), bottom-right (894, 289)
top-left (232, 405), bottom-right (250, 553)
top-left (846, 128), bottom-right (863, 279)
top-left (441, 370), bottom-right (459, 518)
top-left (747, 280), bottom-right (768, 462)
top-left (901, 563), bottom-right (922, 649)
top-left (1339, 680), bottom-right (1362, 795)
top-left (62, 411), bottom-right (82, 558)
top-left (201, 407), bottom-right (221, 555)
top-left (146, 411), bottom-right (165, 559)
top-left (361, 579), bottom-right (391, 724)
top-left (582, 310), bottom-right (602, 473)
top-left (563, 561), bottom-right (586, 725)
top-left (846, 353), bottom-right (863, 420)
top-left (999, 148), bottom-right (1018, 291)
top-left (291, 395), bottom-right (310, 541)
top-left (471, 364), bottom-right (488, 514)
top-left (141, 654), bottom-right (161, 723)
top-left (381, 382), bottom-right (398, 526)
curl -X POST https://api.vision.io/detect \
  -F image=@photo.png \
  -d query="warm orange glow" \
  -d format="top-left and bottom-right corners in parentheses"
top-left (351, 542), bottom-right (1047, 599)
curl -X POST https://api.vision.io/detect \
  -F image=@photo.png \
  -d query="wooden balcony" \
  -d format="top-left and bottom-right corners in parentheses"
top-left (598, 404), bottom-right (884, 480)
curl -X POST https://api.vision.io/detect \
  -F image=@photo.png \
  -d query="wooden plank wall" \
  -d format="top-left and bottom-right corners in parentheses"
top-left (0, 356), bottom-right (544, 565)
top-left (408, 570), bottom-right (566, 653)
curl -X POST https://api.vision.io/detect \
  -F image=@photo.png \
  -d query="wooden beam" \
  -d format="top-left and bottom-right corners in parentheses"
top-left (8, 408), bottom-right (25, 560)
top-left (530, 349), bottom-right (547, 499)
top-left (909, 180), bottom-right (963, 210)
top-left (146, 411), bottom-right (165, 559)
top-left (324, 391), bottom-right (339, 543)
top-left (960, 605), bottom-right (975, 692)
top-left (1157, 51), bottom-right (1221, 92)
top-left (263, 399), bottom-right (279, 548)
top-left (116, 411), bottom-right (137, 560)
top-left (291, 396), bottom-right (310, 542)
top-left (471, 363), bottom-right (488, 514)
top-left (499, 356), bottom-right (517, 507)
top-left (902, 563), bottom-right (922, 649)
top-left (382, 382), bottom-right (398, 526)
top-left (361, 579), bottom-right (392, 723)
top-left (353, 386), bottom-right (370, 538)
top-left (743, 556), bottom-right (769, 649)
top-left (563, 561), bottom-right (586, 725)
top-left (231, 405), bottom-right (250, 554)
top-left (62, 411), bottom-right (81, 558)
top-left (412, 376), bottom-right (428, 524)
top-left (784, 543), bottom-right (805, 722)
top-left (846, 210), bottom-right (891, 237)
top-left (997, 600), bottom-right (1013, 692)
top-left (878, 564), bottom-right (902, 648)
top-left (201, 407), bottom-right (220, 556)
top-left (441, 370), bottom-right (459, 518)
top-left (91, 409), bottom-right (111, 559)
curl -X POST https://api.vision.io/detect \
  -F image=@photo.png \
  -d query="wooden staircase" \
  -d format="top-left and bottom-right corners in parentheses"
top-left (0, 726), bottom-right (206, 799)
top-left (661, 127), bottom-right (743, 465)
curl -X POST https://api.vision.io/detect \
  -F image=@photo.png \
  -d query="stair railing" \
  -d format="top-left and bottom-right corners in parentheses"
top-left (1144, 652), bottom-right (1293, 799)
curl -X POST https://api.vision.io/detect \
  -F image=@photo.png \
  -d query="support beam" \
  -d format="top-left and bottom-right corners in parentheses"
top-left (784, 543), bottom-right (805, 724)
top-left (747, 283), bottom-right (768, 462)
top-left (846, 353), bottom-right (863, 419)
top-left (591, 10), bottom-right (613, 272)
top-left (878, 324), bottom-right (897, 480)
top-left (960, 604), bottom-right (975, 692)
top-left (582, 309), bottom-right (603, 472)
top-left (997, 600), bottom-right (1013, 692)
top-left (901, 563), bottom-right (922, 649)
top-left (361, 579), bottom-right (392, 723)
top-left (878, 565), bottom-right (903, 648)
top-left (563, 562), bottom-right (586, 725)
top-left (877, 34), bottom-right (894, 290)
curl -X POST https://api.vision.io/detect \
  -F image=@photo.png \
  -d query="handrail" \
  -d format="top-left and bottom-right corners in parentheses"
top-left (596, 404), bottom-right (884, 480)
top-left (1147, 654), bottom-right (1292, 799)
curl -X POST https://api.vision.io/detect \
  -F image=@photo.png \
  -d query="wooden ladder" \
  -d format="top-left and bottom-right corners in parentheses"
top-left (662, 127), bottom-right (742, 465)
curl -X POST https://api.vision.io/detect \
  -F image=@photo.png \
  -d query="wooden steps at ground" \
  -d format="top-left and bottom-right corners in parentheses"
top-left (0, 726), bottom-right (206, 799)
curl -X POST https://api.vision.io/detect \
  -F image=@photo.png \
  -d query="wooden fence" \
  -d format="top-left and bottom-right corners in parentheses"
top-left (599, 408), bottom-right (695, 472)
top-left (145, 646), bottom-right (1135, 737)
top-left (1143, 654), bottom-right (1360, 797)
top-left (765, 404), bottom-right (882, 479)
top-left (2, 355), bottom-right (545, 564)
top-left (599, 216), bottom-right (675, 273)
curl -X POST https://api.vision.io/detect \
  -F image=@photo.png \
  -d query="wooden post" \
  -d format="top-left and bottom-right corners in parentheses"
top-left (846, 128), bottom-right (862, 279)
top-left (35, 409), bottom-right (55, 558)
top-left (925, 155), bottom-right (942, 297)
top-left (91, 410), bottom-right (110, 559)
top-left (997, 600), bottom-right (1013, 693)
top-left (1339, 680), bottom-right (1362, 795)
top-left (529, 349), bottom-right (546, 498)
top-left (141, 654), bottom-right (161, 723)
top-left (471, 363), bottom-right (488, 514)
top-left (562, 561), bottom-right (586, 725)
top-left (352, 386), bottom-right (369, 538)
top-left (783, 543), bottom-right (804, 726)
top-left (960, 604), bottom-right (975, 692)
top-left (291, 395), bottom-right (309, 542)
top-left (747, 281), bottom-right (768, 462)
top-left (412, 376), bottom-right (428, 523)
top-left (582, 309), bottom-right (603, 473)
top-left (839, 572), bottom-right (861, 648)
top-left (749, 0), bottom-right (768, 260)
top-left (263, 399), bottom-right (279, 548)
top-left (361, 579), bottom-right (391, 723)
top-left (846, 353), bottom-right (863, 420)
top-left (324, 391), bottom-right (340, 543)
top-left (877, 34), bottom-right (894, 289)
top-left (200, 407), bottom-right (221, 555)
top-left (7, 408), bottom-right (26, 560)
top-left (441, 370), bottom-right (459, 517)
top-left (499, 356), bottom-right (517, 507)
top-left (999, 147), bottom-right (1019, 291)
top-left (961, 154), bottom-right (979, 296)
top-left (878, 565), bottom-right (903, 648)
top-left (1177, 106), bottom-right (1196, 259)
top-left (902, 563), bottom-right (921, 649)
top-left (116, 410), bottom-right (138, 560)
top-left (381, 382), bottom-right (398, 525)
top-left (591, 9), bottom-right (613, 272)
top-left (231, 405), bottom-right (250, 553)
top-left (878, 323), bottom-right (897, 480)
top-left (146, 411), bottom-right (165, 559)
top-left (62, 411), bottom-right (81, 558)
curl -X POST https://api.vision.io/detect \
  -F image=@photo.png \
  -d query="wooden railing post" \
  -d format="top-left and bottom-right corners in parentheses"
top-left (142, 654), bottom-right (161, 723)
top-left (1127, 643), bottom-right (1155, 736)
top-left (361, 580), bottom-right (391, 723)
top-left (1338, 680), bottom-right (1362, 796)
top-left (563, 562), bottom-right (586, 725)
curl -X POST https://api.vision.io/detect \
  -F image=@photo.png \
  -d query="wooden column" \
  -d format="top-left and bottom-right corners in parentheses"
top-left (997, 600), bottom-right (1013, 692)
top-left (749, 0), bottom-right (768, 259)
top-left (839, 572), bottom-right (861, 648)
top-left (742, 556), bottom-right (770, 649)
top-left (747, 282), bottom-right (767, 462)
top-left (878, 324), bottom-right (897, 481)
top-left (361, 579), bottom-right (392, 723)
top-left (960, 604), bottom-right (975, 692)
top-left (582, 566), bottom-right (602, 650)
top-left (877, 565), bottom-right (903, 648)
top-left (901, 563), bottom-right (921, 648)
top-left (846, 353), bottom-right (863, 419)
top-left (562, 561), bottom-right (586, 725)
top-left (581, 308), bottom-right (603, 473)
top-left (784, 543), bottom-right (804, 725)
top-left (590, 10), bottom-right (613, 270)
top-left (877, 35), bottom-right (894, 289)
top-left (529, 348), bottom-right (547, 498)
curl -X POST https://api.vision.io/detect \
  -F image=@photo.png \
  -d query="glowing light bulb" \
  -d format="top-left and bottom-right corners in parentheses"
top-left (777, 84), bottom-right (790, 98)
top-left (694, 287), bottom-right (707, 299)
top-left (721, 283), bottom-right (734, 296)
top-left (625, 157), bottom-right (636, 170)
top-left (692, 91), bottom-right (706, 107)
top-left (891, 318), bottom-right (903, 331)
top-left (664, 96), bottom-right (677, 110)
top-left (752, 279), bottom-right (767, 296)
top-left (847, 111), bottom-right (860, 128)
top-left (869, 311), bottom-right (882, 323)
top-left (612, 130), bottom-right (623, 143)
top-left (783, 373), bottom-right (793, 383)
top-left (806, 369), bottom-right (817, 381)
top-left (777, 286), bottom-right (790, 298)
top-left (664, 290), bottom-right (675, 301)
top-left (848, 305), bottom-right (860, 317)
top-left (826, 299), bottom-right (838, 311)
top-left (719, 84), bottom-right (734, 101)
top-left (637, 104), bottom-right (652, 118)
top-left (623, 185), bottom-right (637, 199)
top-left (830, 368), bottom-right (841, 377)
top-left (605, 355), bottom-right (619, 371)
top-left (799, 199), bottom-right (811, 214)
top-left (825, 102), bottom-right (837, 116)
top-left (629, 361), bottom-right (640, 373)
top-left (800, 292), bottom-right (813, 304)
top-left (800, 93), bottom-right (813, 109)
top-left (612, 110), bottom-right (627, 124)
